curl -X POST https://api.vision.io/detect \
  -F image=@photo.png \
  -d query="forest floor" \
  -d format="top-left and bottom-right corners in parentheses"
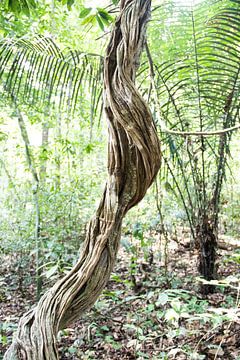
top-left (0, 231), bottom-right (239, 360)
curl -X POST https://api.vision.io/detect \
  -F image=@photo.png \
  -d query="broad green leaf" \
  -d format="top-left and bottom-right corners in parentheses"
top-left (79, 7), bottom-right (92, 19)
top-left (97, 8), bottom-right (114, 23)
top-left (81, 14), bottom-right (96, 26)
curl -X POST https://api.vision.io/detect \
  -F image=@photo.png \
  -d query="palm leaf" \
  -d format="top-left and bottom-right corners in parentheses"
top-left (152, 1), bottom-right (240, 130)
top-left (0, 35), bottom-right (103, 120)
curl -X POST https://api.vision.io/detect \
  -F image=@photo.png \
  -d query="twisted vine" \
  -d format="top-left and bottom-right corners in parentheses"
top-left (4, 1), bottom-right (161, 358)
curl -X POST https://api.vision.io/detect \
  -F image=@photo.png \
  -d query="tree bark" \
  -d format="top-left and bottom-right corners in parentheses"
top-left (4, 1), bottom-right (161, 358)
top-left (197, 215), bottom-right (217, 294)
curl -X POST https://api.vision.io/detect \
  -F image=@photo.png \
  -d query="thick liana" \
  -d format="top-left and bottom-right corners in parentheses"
top-left (4, 1), bottom-right (161, 359)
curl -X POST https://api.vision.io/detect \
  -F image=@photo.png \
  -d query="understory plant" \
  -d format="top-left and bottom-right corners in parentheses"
top-left (148, 0), bottom-right (240, 292)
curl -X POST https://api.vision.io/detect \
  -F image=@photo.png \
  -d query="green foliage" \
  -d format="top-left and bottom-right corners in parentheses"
top-left (148, 0), bottom-right (240, 251)
top-left (0, 1), bottom-right (240, 357)
top-left (79, 6), bottom-right (114, 31)
top-left (0, 322), bottom-right (17, 347)
top-left (57, 0), bottom-right (75, 11)
top-left (0, 36), bottom-right (103, 120)
top-left (3, 0), bottom-right (37, 16)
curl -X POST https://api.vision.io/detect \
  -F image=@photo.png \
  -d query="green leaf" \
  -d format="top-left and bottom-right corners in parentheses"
top-left (0, 131), bottom-right (8, 141)
top-left (84, 143), bottom-right (94, 153)
top-left (81, 14), bottom-right (96, 26)
top-left (8, 0), bottom-right (21, 14)
top-left (0, 334), bottom-right (8, 345)
top-left (97, 8), bottom-right (113, 23)
top-left (96, 14), bottom-right (104, 31)
top-left (67, 0), bottom-right (74, 10)
top-left (101, 325), bottom-right (109, 331)
top-left (26, 0), bottom-right (36, 8)
top-left (45, 264), bottom-right (58, 279)
top-left (157, 293), bottom-right (169, 306)
top-left (68, 347), bottom-right (77, 354)
top-left (79, 7), bottom-right (92, 19)
top-left (5, 0), bottom-right (37, 15)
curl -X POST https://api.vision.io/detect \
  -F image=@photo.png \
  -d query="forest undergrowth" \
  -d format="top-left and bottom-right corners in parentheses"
top-left (0, 230), bottom-right (239, 360)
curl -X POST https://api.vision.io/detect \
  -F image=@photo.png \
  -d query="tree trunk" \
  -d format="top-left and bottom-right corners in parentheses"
top-left (40, 120), bottom-right (49, 181)
top-left (4, 1), bottom-right (161, 359)
top-left (197, 214), bottom-right (217, 294)
top-left (15, 102), bottom-right (43, 301)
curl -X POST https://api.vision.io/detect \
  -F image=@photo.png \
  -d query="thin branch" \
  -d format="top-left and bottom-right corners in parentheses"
top-left (162, 123), bottom-right (240, 136)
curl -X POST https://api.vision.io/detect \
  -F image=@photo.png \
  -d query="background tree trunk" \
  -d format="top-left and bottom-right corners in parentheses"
top-left (15, 101), bottom-right (43, 301)
top-left (197, 214), bottom-right (217, 294)
top-left (4, 0), bottom-right (161, 358)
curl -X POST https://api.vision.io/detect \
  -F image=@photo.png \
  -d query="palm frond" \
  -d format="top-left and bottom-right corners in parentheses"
top-left (153, 0), bottom-right (240, 132)
top-left (0, 35), bottom-right (103, 119)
